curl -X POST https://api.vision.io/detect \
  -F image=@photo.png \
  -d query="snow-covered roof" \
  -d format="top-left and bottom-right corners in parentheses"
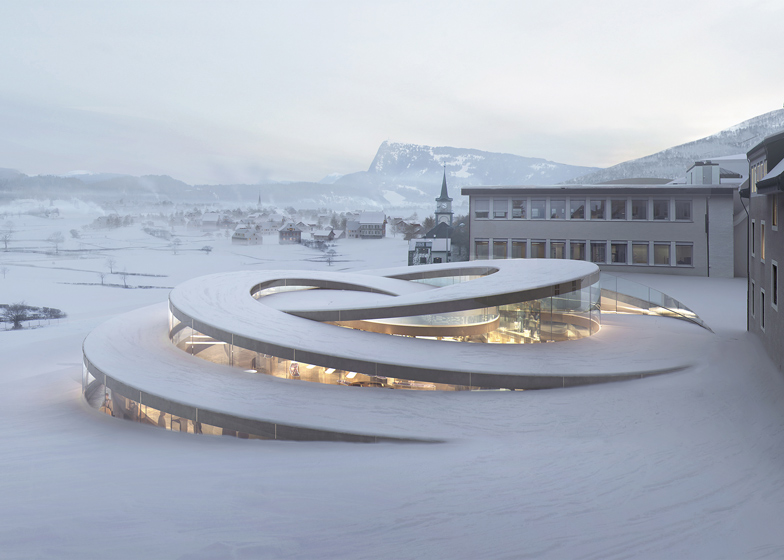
top-left (359, 212), bottom-right (385, 224)
top-left (278, 222), bottom-right (301, 232)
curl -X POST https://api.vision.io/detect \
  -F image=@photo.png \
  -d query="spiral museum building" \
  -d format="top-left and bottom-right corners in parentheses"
top-left (82, 260), bottom-right (710, 442)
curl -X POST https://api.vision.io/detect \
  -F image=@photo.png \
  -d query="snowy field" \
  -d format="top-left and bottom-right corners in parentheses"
top-left (1, 203), bottom-right (784, 559)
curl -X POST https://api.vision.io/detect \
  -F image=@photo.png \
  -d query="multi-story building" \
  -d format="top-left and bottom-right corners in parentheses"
top-left (359, 212), bottom-right (386, 239)
top-left (278, 222), bottom-right (302, 245)
top-left (462, 183), bottom-right (737, 277)
top-left (745, 131), bottom-right (784, 371)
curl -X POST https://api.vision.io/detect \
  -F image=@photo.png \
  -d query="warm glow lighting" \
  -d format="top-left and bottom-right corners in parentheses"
top-left (346, 372), bottom-right (357, 379)
top-left (325, 368), bottom-right (335, 374)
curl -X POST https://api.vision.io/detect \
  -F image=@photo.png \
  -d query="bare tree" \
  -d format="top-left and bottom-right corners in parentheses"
top-left (0, 266), bottom-right (7, 279)
top-left (0, 221), bottom-right (14, 251)
top-left (3, 302), bottom-right (30, 330)
top-left (325, 248), bottom-right (337, 266)
top-left (120, 268), bottom-right (129, 288)
top-left (105, 257), bottom-right (117, 274)
top-left (171, 237), bottom-right (182, 255)
top-left (47, 231), bottom-right (64, 254)
top-left (201, 245), bottom-right (213, 255)
top-left (1, 302), bottom-right (65, 329)
top-left (69, 229), bottom-right (80, 239)
top-left (98, 271), bottom-right (105, 285)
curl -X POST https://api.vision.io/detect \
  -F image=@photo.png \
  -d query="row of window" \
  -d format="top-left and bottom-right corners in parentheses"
top-left (474, 239), bottom-right (693, 267)
top-left (473, 197), bottom-right (692, 222)
top-left (751, 261), bottom-right (779, 331)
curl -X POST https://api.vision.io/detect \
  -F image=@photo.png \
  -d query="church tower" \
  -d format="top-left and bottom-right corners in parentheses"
top-left (434, 168), bottom-right (453, 226)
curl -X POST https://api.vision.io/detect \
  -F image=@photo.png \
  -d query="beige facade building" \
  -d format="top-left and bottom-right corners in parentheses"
top-left (463, 184), bottom-right (737, 277)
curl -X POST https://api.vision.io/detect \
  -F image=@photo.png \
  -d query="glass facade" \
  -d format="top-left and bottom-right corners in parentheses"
top-left (531, 200), bottom-right (546, 219)
top-left (599, 274), bottom-right (709, 330)
top-left (493, 239), bottom-right (507, 259)
top-left (570, 199), bottom-right (585, 219)
top-left (631, 199), bottom-right (647, 220)
top-left (611, 199), bottom-right (626, 220)
top-left (550, 200), bottom-right (566, 219)
top-left (654, 243), bottom-right (670, 265)
top-left (570, 241), bottom-right (586, 261)
top-left (550, 241), bottom-right (566, 259)
top-left (82, 364), bottom-right (269, 439)
top-left (168, 276), bottom-right (602, 391)
top-left (590, 199), bottom-right (605, 220)
top-left (530, 241), bottom-right (546, 258)
top-left (632, 243), bottom-right (648, 265)
top-left (475, 240), bottom-right (489, 259)
top-left (611, 242), bottom-right (627, 264)
top-left (512, 199), bottom-right (525, 219)
top-left (511, 240), bottom-right (526, 259)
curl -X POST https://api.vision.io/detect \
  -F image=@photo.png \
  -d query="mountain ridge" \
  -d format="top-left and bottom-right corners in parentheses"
top-left (566, 109), bottom-right (784, 184)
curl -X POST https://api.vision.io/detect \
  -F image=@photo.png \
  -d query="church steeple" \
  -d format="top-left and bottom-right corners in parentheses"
top-left (434, 167), bottom-right (453, 226)
top-left (436, 167), bottom-right (452, 202)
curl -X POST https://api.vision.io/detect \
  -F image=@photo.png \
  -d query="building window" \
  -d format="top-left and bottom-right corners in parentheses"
top-left (773, 195), bottom-right (778, 229)
top-left (590, 199), bottom-right (605, 220)
top-left (772, 261), bottom-right (779, 310)
top-left (632, 243), bottom-right (649, 265)
top-left (591, 241), bottom-right (606, 263)
top-left (550, 199), bottom-right (566, 219)
top-left (611, 199), bottom-right (626, 220)
top-left (675, 200), bottom-right (691, 221)
top-left (761, 221), bottom-right (766, 261)
top-left (550, 241), bottom-right (566, 259)
top-left (475, 199), bottom-right (489, 219)
top-left (531, 200), bottom-right (546, 219)
top-left (631, 199), bottom-right (648, 220)
top-left (611, 242), bottom-right (627, 264)
top-left (653, 199), bottom-right (669, 220)
top-left (654, 243), bottom-right (671, 265)
top-left (761, 289), bottom-right (766, 331)
top-left (512, 199), bottom-right (526, 219)
top-left (493, 199), bottom-right (508, 219)
top-left (493, 239), bottom-right (508, 259)
top-left (511, 240), bottom-right (526, 258)
top-left (570, 199), bottom-right (585, 219)
top-left (752, 220), bottom-right (756, 258)
top-left (676, 244), bottom-right (693, 266)
top-left (751, 280), bottom-right (756, 317)
top-left (570, 241), bottom-right (586, 260)
top-left (530, 240), bottom-right (546, 258)
top-left (475, 240), bottom-right (489, 260)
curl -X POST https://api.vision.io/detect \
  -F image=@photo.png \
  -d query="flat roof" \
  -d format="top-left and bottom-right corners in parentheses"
top-left (461, 184), bottom-right (737, 196)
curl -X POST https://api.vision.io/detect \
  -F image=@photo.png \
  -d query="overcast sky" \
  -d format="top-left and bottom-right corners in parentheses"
top-left (1, 0), bottom-right (782, 185)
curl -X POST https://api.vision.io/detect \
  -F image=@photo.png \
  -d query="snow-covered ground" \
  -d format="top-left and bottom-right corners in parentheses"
top-left (1, 207), bottom-right (784, 559)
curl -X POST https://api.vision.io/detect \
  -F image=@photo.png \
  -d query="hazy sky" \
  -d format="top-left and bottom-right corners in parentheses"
top-left (1, 0), bottom-right (783, 184)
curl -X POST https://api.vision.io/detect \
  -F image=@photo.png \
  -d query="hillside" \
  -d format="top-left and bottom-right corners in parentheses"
top-left (566, 109), bottom-right (784, 184)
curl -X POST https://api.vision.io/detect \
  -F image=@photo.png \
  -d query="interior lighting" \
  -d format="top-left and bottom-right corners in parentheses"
top-left (306, 364), bottom-right (316, 370)
top-left (346, 372), bottom-right (357, 379)
top-left (325, 368), bottom-right (335, 374)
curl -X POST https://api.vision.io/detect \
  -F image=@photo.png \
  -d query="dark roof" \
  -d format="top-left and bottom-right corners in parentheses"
top-left (719, 168), bottom-right (742, 179)
top-left (424, 222), bottom-right (453, 239)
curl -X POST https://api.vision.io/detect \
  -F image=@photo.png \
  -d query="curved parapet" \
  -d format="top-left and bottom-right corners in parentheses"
top-left (82, 260), bottom-right (712, 442)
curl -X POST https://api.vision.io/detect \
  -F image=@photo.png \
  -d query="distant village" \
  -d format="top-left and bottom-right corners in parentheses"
top-left (66, 174), bottom-right (470, 263)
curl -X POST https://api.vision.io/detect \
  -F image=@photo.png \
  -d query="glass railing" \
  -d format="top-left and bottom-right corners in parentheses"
top-left (600, 273), bottom-right (712, 332)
